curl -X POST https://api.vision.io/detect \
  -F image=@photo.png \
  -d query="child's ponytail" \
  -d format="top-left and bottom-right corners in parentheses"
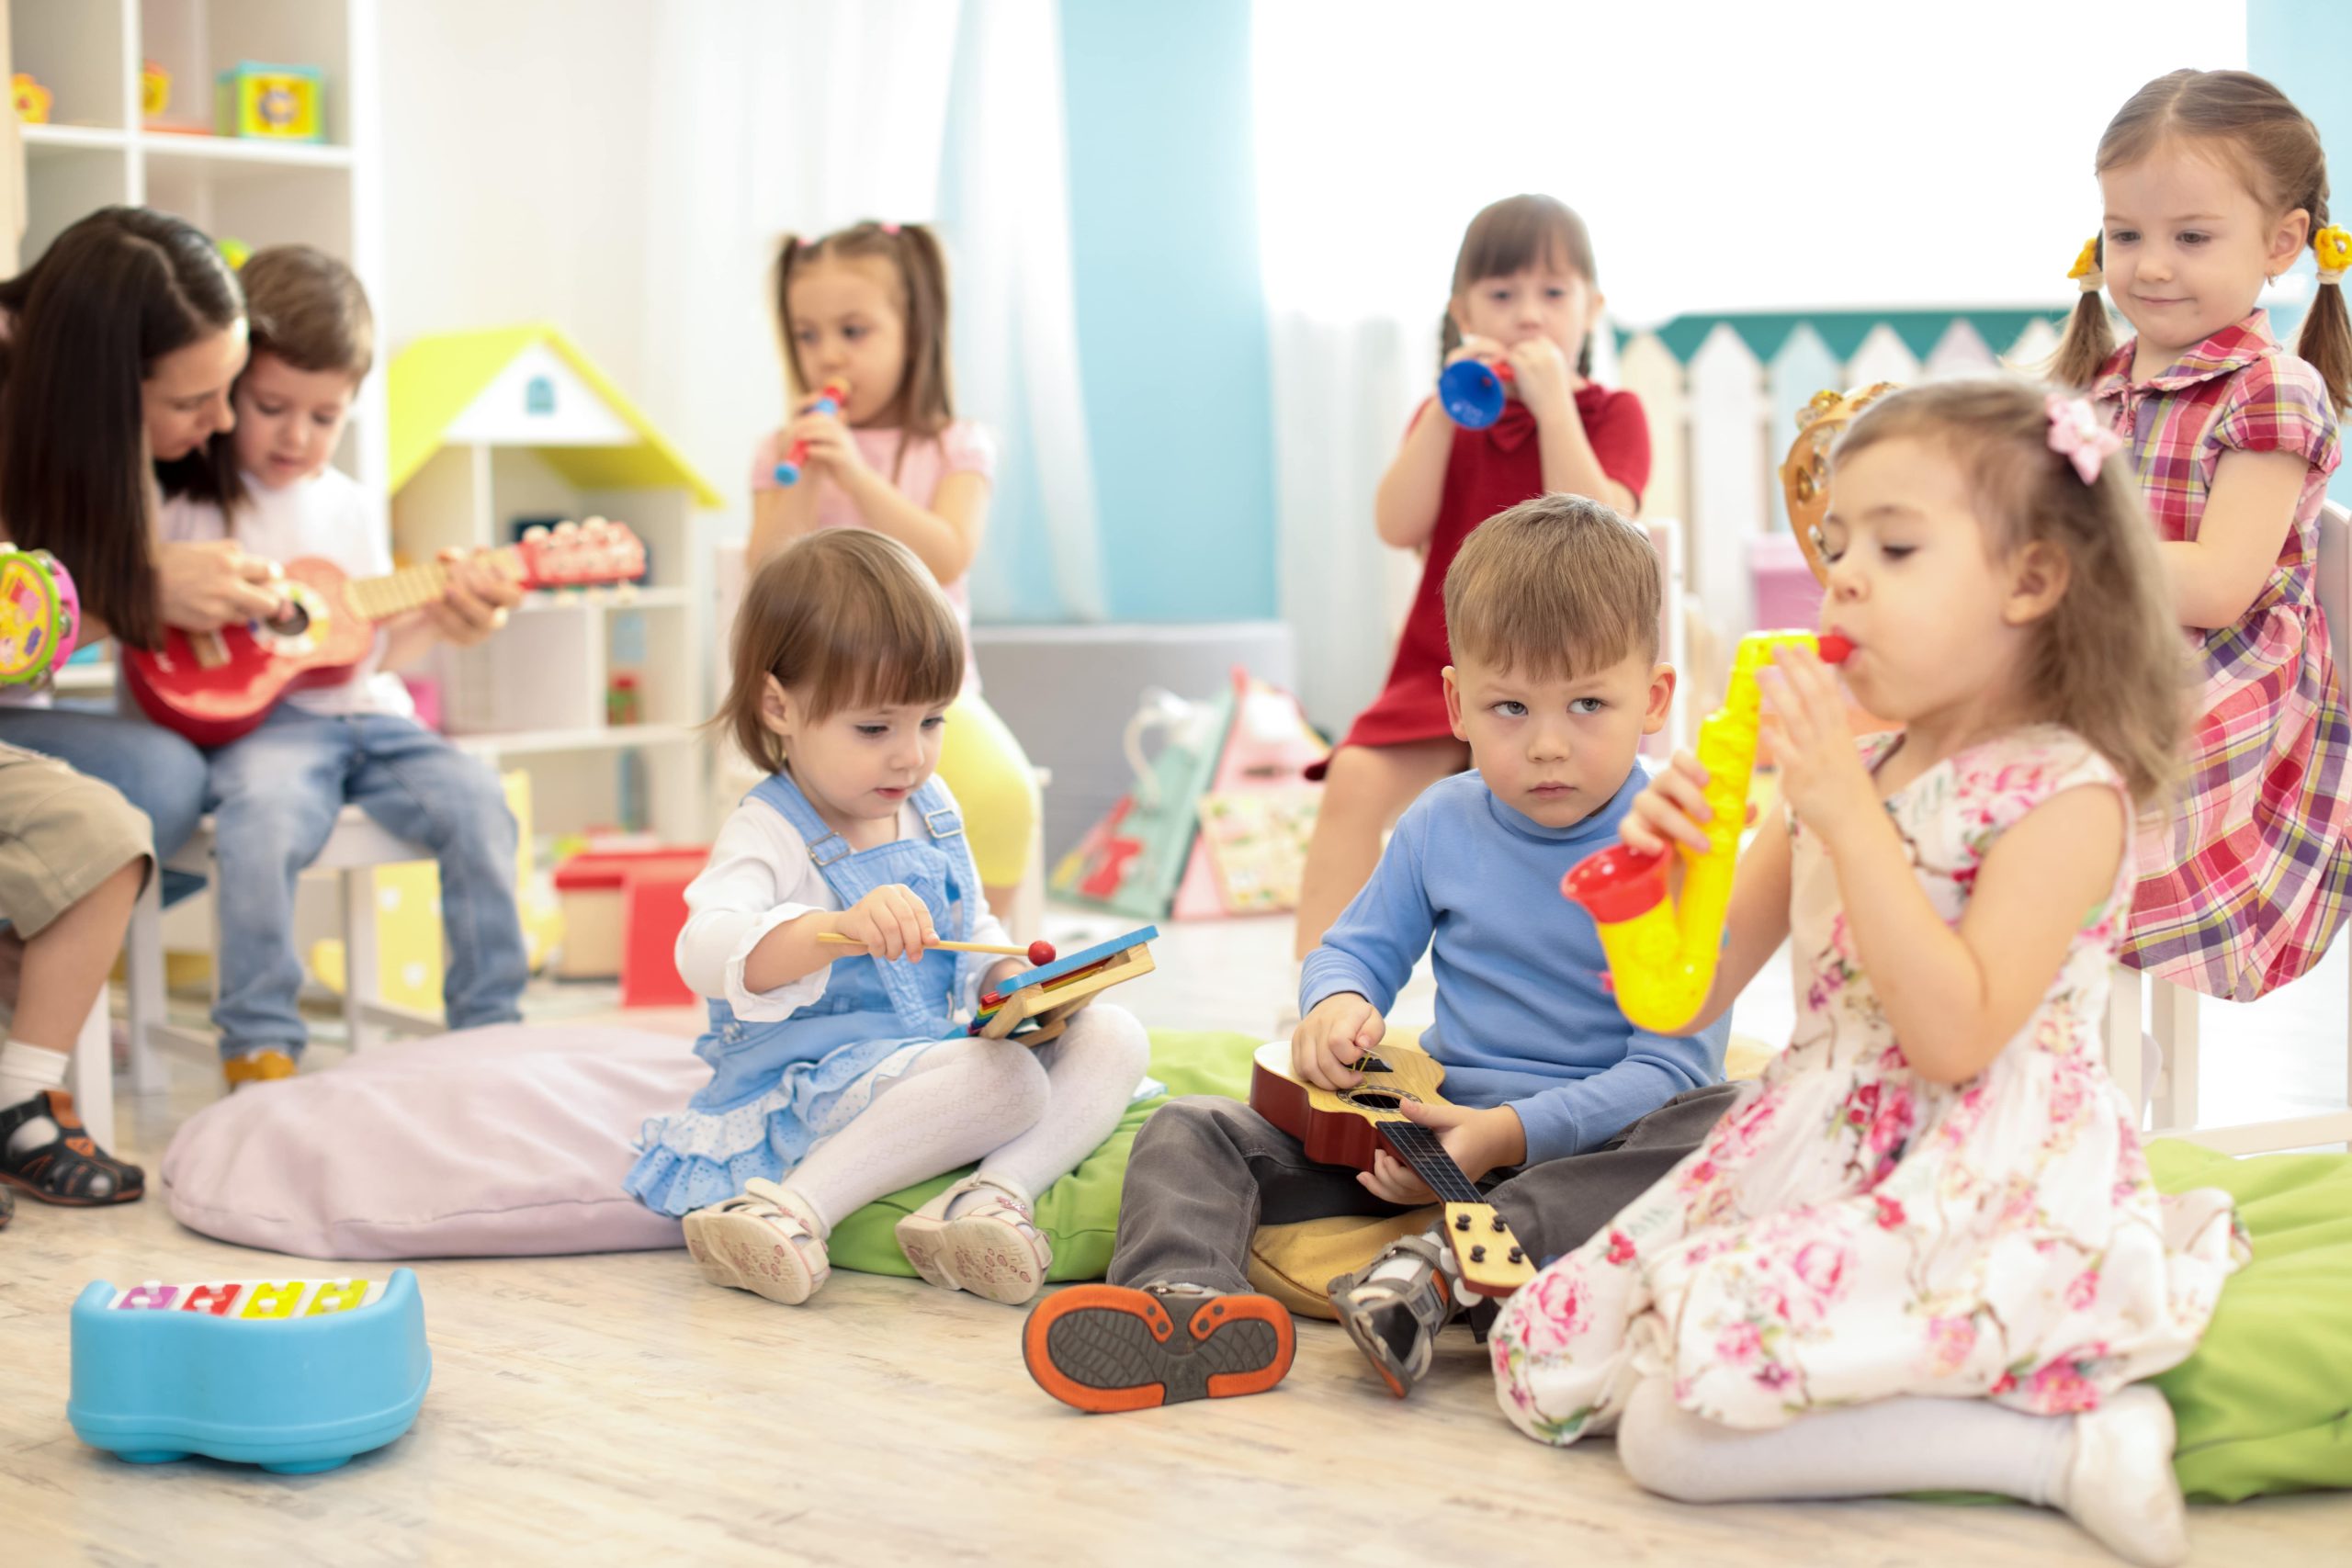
top-left (2050, 236), bottom-right (2116, 390)
top-left (2297, 212), bottom-right (2352, 413)
top-left (888, 222), bottom-right (956, 440)
top-left (772, 232), bottom-right (812, 398)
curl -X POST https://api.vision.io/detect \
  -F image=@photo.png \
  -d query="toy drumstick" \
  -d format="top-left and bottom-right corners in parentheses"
top-left (774, 381), bottom-right (849, 486)
top-left (820, 931), bottom-right (1057, 964)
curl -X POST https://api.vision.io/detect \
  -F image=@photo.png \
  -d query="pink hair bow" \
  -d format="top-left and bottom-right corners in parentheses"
top-left (2045, 393), bottom-right (2122, 484)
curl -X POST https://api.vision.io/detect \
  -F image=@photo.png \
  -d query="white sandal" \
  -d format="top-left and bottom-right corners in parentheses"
top-left (895, 1176), bottom-right (1053, 1305)
top-left (682, 1179), bottom-right (831, 1305)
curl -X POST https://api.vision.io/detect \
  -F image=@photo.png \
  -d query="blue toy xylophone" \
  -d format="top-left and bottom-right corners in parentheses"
top-left (68, 1269), bottom-right (432, 1473)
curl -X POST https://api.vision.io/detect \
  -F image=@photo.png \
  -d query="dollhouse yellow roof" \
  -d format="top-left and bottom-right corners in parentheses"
top-left (387, 324), bottom-right (722, 506)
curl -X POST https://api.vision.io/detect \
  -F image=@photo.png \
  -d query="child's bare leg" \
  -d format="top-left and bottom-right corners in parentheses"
top-left (1, 856), bottom-right (147, 1204)
top-left (7, 857), bottom-right (142, 1050)
top-left (1294, 739), bottom-right (1467, 960)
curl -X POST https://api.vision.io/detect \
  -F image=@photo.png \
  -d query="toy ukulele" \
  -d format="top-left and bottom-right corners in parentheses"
top-left (123, 519), bottom-right (645, 745)
top-left (0, 546), bottom-right (81, 685)
top-left (968, 926), bottom-right (1157, 1046)
top-left (1250, 1039), bottom-right (1535, 1298)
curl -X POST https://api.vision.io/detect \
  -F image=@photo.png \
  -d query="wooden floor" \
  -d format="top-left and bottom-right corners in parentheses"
top-left (5, 908), bottom-right (2348, 1565)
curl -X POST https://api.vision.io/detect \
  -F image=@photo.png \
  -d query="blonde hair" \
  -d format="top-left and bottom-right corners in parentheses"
top-left (1443, 493), bottom-right (1659, 679)
top-left (720, 529), bottom-right (965, 774)
top-left (2054, 69), bottom-right (2349, 411)
top-left (1831, 378), bottom-right (2186, 804)
top-left (1439, 195), bottom-right (1600, 377)
top-left (774, 220), bottom-right (956, 450)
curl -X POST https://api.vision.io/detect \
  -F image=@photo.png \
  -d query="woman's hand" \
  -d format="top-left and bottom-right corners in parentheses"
top-left (1760, 645), bottom-right (1877, 848)
top-left (424, 549), bottom-right (525, 649)
top-left (156, 538), bottom-right (287, 632)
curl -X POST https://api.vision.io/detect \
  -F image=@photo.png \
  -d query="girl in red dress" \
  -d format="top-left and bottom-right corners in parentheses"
top-left (1294, 194), bottom-right (1653, 960)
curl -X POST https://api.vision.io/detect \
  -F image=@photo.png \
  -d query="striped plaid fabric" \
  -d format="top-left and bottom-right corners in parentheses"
top-left (2092, 311), bottom-right (2352, 1001)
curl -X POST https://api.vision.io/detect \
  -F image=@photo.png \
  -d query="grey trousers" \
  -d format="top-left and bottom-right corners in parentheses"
top-left (1104, 1083), bottom-right (1744, 1294)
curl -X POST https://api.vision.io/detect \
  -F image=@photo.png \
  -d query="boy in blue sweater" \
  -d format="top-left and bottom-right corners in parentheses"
top-left (1025, 494), bottom-right (1738, 1412)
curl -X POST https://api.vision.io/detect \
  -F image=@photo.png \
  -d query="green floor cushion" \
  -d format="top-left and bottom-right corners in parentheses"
top-left (2147, 1138), bottom-right (2352, 1502)
top-left (826, 1028), bottom-right (1260, 1280)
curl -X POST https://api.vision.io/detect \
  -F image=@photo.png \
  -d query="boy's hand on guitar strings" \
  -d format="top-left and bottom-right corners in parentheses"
top-left (1292, 992), bottom-right (1385, 1090)
top-left (428, 548), bottom-right (525, 648)
top-left (1358, 1101), bottom-right (1521, 1207)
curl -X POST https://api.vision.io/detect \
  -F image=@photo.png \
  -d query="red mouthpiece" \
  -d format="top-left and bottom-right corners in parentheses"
top-left (1816, 634), bottom-right (1853, 664)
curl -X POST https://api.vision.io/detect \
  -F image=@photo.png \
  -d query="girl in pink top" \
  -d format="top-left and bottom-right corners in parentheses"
top-left (747, 221), bottom-right (1038, 913)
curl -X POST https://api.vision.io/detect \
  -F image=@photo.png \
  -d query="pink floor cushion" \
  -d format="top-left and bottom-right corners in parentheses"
top-left (162, 1025), bottom-right (705, 1260)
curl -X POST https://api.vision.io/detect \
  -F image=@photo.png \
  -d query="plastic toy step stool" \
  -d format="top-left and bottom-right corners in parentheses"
top-left (69, 1269), bottom-right (431, 1473)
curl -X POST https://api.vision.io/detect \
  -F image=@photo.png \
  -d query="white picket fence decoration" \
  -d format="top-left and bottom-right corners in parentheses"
top-left (1618, 311), bottom-right (2065, 679)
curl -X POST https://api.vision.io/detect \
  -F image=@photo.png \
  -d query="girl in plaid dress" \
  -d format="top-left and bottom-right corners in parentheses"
top-left (2054, 69), bottom-right (2352, 1000)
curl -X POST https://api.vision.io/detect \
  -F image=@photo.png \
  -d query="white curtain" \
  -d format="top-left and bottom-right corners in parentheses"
top-left (639, 0), bottom-right (1103, 620)
top-left (1253, 0), bottom-right (2245, 730)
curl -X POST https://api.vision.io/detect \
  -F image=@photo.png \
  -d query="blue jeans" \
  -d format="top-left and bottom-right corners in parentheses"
top-left (204, 706), bottom-right (528, 1059)
top-left (0, 702), bottom-right (209, 905)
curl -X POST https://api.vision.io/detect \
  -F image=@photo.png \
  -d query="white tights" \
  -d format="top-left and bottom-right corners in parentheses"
top-left (1615, 1377), bottom-right (2188, 1566)
top-left (781, 1003), bottom-right (1150, 1233)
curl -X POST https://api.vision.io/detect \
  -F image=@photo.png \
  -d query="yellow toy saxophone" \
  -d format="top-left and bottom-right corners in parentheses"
top-left (1561, 630), bottom-right (1850, 1034)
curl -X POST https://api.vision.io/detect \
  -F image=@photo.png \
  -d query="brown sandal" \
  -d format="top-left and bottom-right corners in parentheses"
top-left (0, 1089), bottom-right (143, 1205)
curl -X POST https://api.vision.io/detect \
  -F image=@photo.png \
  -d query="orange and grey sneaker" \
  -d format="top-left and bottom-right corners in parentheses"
top-left (222, 1048), bottom-right (299, 1091)
top-left (1023, 1283), bottom-right (1294, 1413)
top-left (0, 1089), bottom-right (143, 1205)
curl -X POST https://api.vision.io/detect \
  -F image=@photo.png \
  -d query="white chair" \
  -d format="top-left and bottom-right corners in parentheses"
top-left (123, 807), bottom-right (444, 1089)
top-left (71, 996), bottom-right (115, 1152)
top-left (2104, 500), bottom-right (2352, 1154)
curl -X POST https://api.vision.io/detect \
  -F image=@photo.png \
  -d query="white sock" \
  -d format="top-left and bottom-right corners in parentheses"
top-left (0, 1039), bottom-right (68, 1154)
top-left (1616, 1378), bottom-right (2186, 1566)
top-left (971, 1003), bottom-right (1151, 1201)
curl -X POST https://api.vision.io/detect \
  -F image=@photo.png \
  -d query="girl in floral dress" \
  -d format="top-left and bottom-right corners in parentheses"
top-left (1492, 380), bottom-right (2242, 1568)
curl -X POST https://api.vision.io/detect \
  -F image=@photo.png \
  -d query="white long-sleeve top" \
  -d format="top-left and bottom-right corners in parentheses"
top-left (675, 793), bottom-right (1010, 1023)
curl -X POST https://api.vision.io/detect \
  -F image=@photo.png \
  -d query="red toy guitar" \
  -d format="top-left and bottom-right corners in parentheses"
top-left (123, 519), bottom-right (646, 746)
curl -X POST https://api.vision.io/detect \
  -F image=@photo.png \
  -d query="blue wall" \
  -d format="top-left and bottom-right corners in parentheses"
top-left (2249, 0), bottom-right (2352, 499)
top-left (1058, 0), bottom-right (1277, 622)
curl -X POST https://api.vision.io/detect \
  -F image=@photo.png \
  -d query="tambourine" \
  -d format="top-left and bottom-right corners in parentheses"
top-left (1779, 383), bottom-right (1897, 584)
top-left (0, 547), bottom-right (81, 685)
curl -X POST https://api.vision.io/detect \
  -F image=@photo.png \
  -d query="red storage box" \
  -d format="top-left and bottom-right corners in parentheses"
top-left (553, 847), bottom-right (709, 982)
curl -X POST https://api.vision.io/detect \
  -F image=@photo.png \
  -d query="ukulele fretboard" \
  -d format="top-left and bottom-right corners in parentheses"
top-left (1374, 1119), bottom-right (1487, 1204)
top-left (345, 548), bottom-right (525, 623)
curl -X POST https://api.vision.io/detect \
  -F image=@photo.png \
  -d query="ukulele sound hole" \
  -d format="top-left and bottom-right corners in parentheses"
top-left (1346, 1091), bottom-right (1405, 1111)
top-left (265, 603), bottom-right (311, 638)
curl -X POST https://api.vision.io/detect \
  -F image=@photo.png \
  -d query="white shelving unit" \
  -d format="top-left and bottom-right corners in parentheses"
top-left (389, 328), bottom-right (720, 848)
top-left (11, 0), bottom-right (382, 694)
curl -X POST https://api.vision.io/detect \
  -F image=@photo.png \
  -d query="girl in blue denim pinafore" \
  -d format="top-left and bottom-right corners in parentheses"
top-left (623, 767), bottom-right (989, 1217)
